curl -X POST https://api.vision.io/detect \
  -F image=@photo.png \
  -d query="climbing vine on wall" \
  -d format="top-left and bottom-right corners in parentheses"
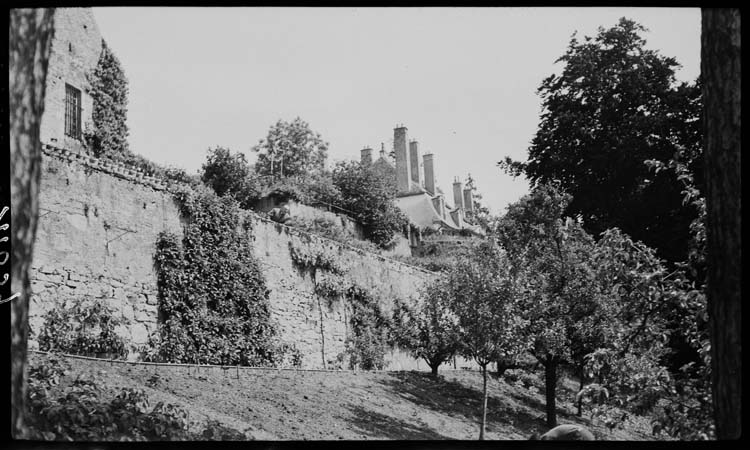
top-left (149, 185), bottom-right (279, 366)
top-left (343, 285), bottom-right (394, 370)
top-left (85, 40), bottom-right (129, 160)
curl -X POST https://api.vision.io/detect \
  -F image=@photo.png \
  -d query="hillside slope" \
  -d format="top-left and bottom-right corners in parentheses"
top-left (28, 352), bottom-right (655, 441)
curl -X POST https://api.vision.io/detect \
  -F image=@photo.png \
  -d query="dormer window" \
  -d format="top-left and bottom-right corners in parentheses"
top-left (65, 84), bottom-right (82, 140)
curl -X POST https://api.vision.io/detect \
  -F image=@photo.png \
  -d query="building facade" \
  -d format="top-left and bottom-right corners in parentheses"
top-left (40, 8), bottom-right (104, 154)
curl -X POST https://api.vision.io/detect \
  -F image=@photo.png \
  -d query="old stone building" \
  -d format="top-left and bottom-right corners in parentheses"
top-left (40, 8), bottom-right (104, 154)
top-left (360, 125), bottom-right (485, 238)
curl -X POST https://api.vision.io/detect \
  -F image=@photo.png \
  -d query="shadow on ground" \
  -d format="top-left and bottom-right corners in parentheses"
top-left (376, 371), bottom-right (585, 437)
top-left (345, 403), bottom-right (450, 439)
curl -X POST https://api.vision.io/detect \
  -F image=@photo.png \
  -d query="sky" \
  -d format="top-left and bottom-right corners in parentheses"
top-left (91, 7), bottom-right (701, 215)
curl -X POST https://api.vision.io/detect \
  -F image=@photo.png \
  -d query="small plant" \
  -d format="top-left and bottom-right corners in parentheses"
top-left (37, 296), bottom-right (129, 359)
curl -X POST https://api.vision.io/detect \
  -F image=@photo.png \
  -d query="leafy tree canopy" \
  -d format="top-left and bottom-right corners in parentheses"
top-left (500, 18), bottom-right (702, 264)
top-left (200, 147), bottom-right (260, 209)
top-left (331, 160), bottom-right (409, 249)
top-left (253, 117), bottom-right (329, 178)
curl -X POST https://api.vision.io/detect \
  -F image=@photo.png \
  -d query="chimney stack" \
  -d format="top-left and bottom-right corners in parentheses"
top-left (361, 147), bottom-right (373, 165)
top-left (380, 142), bottom-right (386, 158)
top-left (394, 126), bottom-right (411, 193)
top-left (409, 140), bottom-right (422, 187)
top-left (423, 153), bottom-right (435, 196)
top-left (453, 178), bottom-right (465, 211)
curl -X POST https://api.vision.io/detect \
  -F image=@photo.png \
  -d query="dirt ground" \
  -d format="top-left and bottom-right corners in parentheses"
top-left (28, 352), bottom-right (656, 441)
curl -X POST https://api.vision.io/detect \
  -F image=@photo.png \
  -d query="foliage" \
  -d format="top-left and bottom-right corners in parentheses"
top-left (443, 242), bottom-right (530, 368)
top-left (391, 293), bottom-right (461, 376)
top-left (85, 40), bottom-right (129, 160)
top-left (288, 241), bottom-right (347, 276)
top-left (588, 230), bottom-right (713, 439)
top-left (331, 160), bottom-right (409, 248)
top-left (37, 296), bottom-right (128, 359)
top-left (496, 184), bottom-right (620, 428)
top-left (344, 285), bottom-right (392, 371)
top-left (201, 146), bottom-right (261, 209)
top-left (285, 216), bottom-right (380, 254)
top-left (259, 171), bottom-right (342, 207)
top-left (25, 355), bottom-right (248, 441)
top-left (499, 18), bottom-right (703, 265)
top-left (253, 117), bottom-right (329, 178)
top-left (439, 241), bottom-right (530, 439)
top-left (149, 185), bottom-right (278, 366)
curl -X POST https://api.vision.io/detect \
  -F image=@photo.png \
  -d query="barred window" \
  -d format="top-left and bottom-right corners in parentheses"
top-left (64, 84), bottom-right (82, 140)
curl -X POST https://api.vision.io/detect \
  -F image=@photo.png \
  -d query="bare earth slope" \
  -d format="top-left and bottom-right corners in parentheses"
top-left (29, 352), bottom-right (655, 441)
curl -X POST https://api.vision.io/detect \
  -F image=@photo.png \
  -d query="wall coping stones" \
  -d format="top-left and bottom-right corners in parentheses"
top-left (41, 141), bottom-right (438, 277)
top-left (41, 142), bottom-right (173, 192)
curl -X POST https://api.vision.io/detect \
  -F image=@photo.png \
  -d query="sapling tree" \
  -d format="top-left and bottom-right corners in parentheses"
top-left (441, 242), bottom-right (529, 440)
top-left (391, 291), bottom-right (461, 377)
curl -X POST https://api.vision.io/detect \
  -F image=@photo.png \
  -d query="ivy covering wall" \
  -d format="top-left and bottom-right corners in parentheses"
top-left (147, 186), bottom-right (280, 366)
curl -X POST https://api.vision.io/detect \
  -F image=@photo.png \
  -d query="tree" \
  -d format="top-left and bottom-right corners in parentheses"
top-left (9, 7), bottom-right (56, 438)
top-left (441, 242), bottom-right (529, 439)
top-left (253, 117), bottom-right (329, 179)
top-left (701, 8), bottom-right (741, 440)
top-left (331, 160), bottom-right (409, 249)
top-left (200, 147), bottom-right (260, 209)
top-left (392, 290), bottom-right (461, 377)
top-left (496, 185), bottom-right (606, 429)
top-left (500, 18), bottom-right (703, 266)
top-left (85, 40), bottom-right (130, 160)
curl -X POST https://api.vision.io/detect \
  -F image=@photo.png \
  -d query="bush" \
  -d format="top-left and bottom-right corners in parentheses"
top-left (201, 146), bottom-right (261, 209)
top-left (37, 296), bottom-right (128, 359)
top-left (331, 160), bottom-right (409, 249)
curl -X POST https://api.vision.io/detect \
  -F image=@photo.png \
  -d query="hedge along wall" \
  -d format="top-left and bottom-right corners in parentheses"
top-left (29, 145), bottom-right (438, 368)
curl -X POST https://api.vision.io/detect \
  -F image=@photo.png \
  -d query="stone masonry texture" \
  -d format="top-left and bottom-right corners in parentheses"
top-left (39, 8), bottom-right (103, 155)
top-left (29, 149), bottom-right (438, 369)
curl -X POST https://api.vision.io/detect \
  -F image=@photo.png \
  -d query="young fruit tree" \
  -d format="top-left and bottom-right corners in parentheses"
top-left (440, 241), bottom-right (530, 440)
top-left (496, 184), bottom-right (608, 429)
top-left (391, 290), bottom-right (461, 377)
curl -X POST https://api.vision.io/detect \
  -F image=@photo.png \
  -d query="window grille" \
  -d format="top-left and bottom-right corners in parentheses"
top-left (64, 84), bottom-right (82, 140)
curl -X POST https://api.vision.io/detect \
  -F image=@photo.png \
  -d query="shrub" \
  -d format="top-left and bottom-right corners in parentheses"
top-left (331, 160), bottom-right (409, 249)
top-left (37, 296), bottom-right (128, 359)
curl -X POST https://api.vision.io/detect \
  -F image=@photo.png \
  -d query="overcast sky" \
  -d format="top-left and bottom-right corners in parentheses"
top-left (91, 7), bottom-right (700, 215)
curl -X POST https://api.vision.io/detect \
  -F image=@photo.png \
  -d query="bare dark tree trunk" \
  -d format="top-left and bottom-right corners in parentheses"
top-left (9, 8), bottom-right (55, 439)
top-left (701, 8), bottom-right (742, 440)
top-left (429, 360), bottom-right (439, 377)
top-left (544, 357), bottom-right (558, 429)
